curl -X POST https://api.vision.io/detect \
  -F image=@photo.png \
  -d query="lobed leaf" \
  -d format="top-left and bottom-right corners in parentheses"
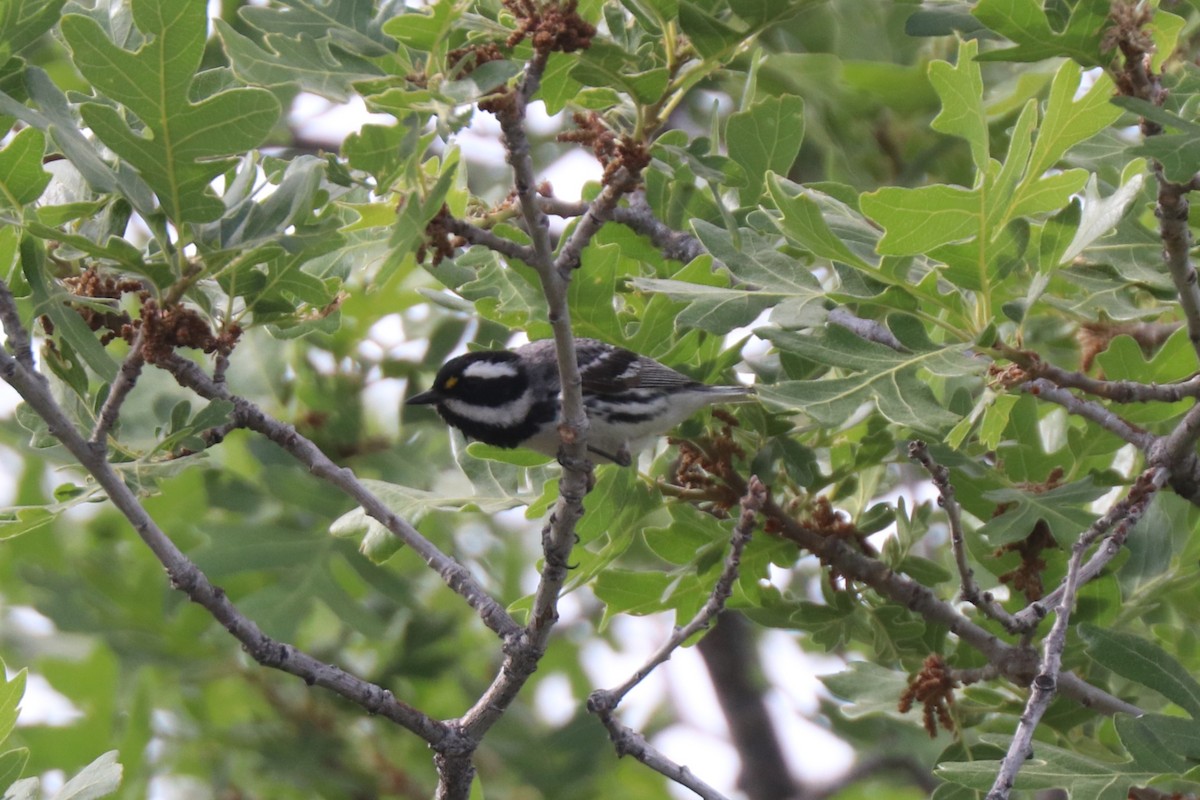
top-left (60, 0), bottom-right (280, 223)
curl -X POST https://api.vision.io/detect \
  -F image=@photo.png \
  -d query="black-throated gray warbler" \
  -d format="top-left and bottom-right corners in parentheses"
top-left (407, 338), bottom-right (752, 465)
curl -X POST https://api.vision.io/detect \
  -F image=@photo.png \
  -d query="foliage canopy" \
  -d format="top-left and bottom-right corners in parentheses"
top-left (3, 1), bottom-right (1200, 799)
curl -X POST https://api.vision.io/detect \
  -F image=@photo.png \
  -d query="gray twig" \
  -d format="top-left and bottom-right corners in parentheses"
top-left (986, 467), bottom-right (1167, 800)
top-left (443, 215), bottom-right (538, 265)
top-left (586, 477), bottom-right (765, 800)
top-left (1155, 168), bottom-right (1200, 364)
top-left (909, 441), bottom-right (1019, 631)
top-left (1002, 345), bottom-right (1200, 403)
top-left (0, 279), bottom-right (34, 371)
top-left (157, 352), bottom-right (520, 641)
top-left (1021, 379), bottom-right (1155, 450)
top-left (90, 329), bottom-right (145, 447)
top-left (0, 284), bottom-right (447, 743)
top-left (585, 719), bottom-right (732, 800)
top-left (598, 476), bottom-right (764, 706)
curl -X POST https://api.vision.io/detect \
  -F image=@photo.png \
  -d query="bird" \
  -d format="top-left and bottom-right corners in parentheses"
top-left (406, 338), bottom-right (753, 466)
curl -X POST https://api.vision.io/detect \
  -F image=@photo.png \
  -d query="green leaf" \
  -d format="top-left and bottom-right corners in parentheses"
top-left (759, 325), bottom-right (977, 434)
top-left (215, 19), bottom-right (382, 102)
top-left (678, 0), bottom-right (744, 59)
top-left (537, 51), bottom-right (585, 115)
top-left (1117, 97), bottom-right (1200, 183)
top-left (571, 42), bottom-right (669, 104)
top-left (1026, 63), bottom-right (1121, 181)
top-left (973, 0), bottom-right (1110, 66)
top-left (928, 38), bottom-right (987, 170)
top-left (631, 221), bottom-right (825, 333)
top-left (0, 68), bottom-right (128, 200)
top-left (243, 0), bottom-right (392, 57)
top-left (61, 0), bottom-right (280, 223)
top-left (20, 236), bottom-right (118, 383)
top-left (643, 503), bottom-right (730, 567)
top-left (1113, 714), bottom-right (1190, 774)
top-left (820, 662), bottom-right (911, 719)
top-left (0, 748), bottom-right (29, 795)
top-left (465, 443), bottom-right (552, 466)
top-left (592, 569), bottom-right (678, 616)
top-left (381, 0), bottom-right (458, 52)
top-left (726, 94), bottom-right (804, 204)
top-left (55, 750), bottom-right (122, 800)
top-left (0, 0), bottom-right (66, 59)
top-left (0, 664), bottom-right (25, 744)
top-left (1123, 714), bottom-right (1200, 760)
top-left (0, 507), bottom-right (54, 540)
top-left (329, 477), bottom-right (537, 564)
top-left (768, 175), bottom-right (876, 270)
top-left (1080, 625), bottom-right (1200, 718)
top-left (976, 478), bottom-right (1104, 547)
top-left (937, 735), bottom-right (1154, 799)
top-left (0, 126), bottom-right (49, 208)
top-left (860, 184), bottom-right (980, 255)
top-left (1059, 173), bottom-right (1145, 264)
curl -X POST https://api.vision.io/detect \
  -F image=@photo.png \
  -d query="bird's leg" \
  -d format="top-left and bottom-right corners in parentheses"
top-left (556, 450), bottom-right (597, 490)
top-left (587, 443), bottom-right (632, 467)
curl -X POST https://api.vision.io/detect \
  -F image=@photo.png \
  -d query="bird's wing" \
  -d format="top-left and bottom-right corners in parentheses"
top-left (575, 340), bottom-right (699, 394)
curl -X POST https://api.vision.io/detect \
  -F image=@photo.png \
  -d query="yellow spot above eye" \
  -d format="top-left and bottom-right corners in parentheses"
top-left (444, 376), bottom-right (458, 390)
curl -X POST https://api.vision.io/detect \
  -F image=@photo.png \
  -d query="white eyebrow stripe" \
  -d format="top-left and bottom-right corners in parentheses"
top-left (461, 359), bottom-right (521, 380)
top-left (443, 391), bottom-right (534, 425)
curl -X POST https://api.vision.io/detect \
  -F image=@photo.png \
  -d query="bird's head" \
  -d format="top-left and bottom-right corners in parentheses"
top-left (406, 350), bottom-right (528, 409)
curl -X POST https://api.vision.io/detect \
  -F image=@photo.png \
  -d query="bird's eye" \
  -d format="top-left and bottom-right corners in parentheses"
top-left (443, 376), bottom-right (458, 390)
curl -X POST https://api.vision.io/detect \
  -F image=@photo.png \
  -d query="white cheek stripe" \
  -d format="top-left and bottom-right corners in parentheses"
top-left (461, 360), bottom-right (521, 380)
top-left (443, 391), bottom-right (534, 426)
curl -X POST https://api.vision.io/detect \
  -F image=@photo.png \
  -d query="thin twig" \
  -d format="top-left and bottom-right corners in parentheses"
top-left (0, 299), bottom-right (447, 743)
top-left (596, 476), bottom-right (764, 707)
top-left (586, 477), bottom-right (764, 800)
top-left (909, 441), bottom-right (1019, 632)
top-left (986, 467), bottom-right (1167, 800)
top-left (443, 215), bottom-right (538, 265)
top-left (157, 352), bottom-right (520, 641)
top-left (554, 168), bottom-right (641, 276)
top-left (594, 717), bottom-right (734, 800)
top-left (1154, 399), bottom-right (1200, 466)
top-left (0, 279), bottom-right (34, 371)
top-left (1155, 168), bottom-right (1200, 364)
top-left (1010, 467), bottom-right (1170, 632)
top-left (456, 49), bottom-right (594, 756)
top-left (1021, 379), bottom-right (1155, 450)
top-left (90, 329), bottom-right (146, 447)
top-left (1000, 344), bottom-right (1200, 403)
top-left (713, 466), bottom-right (1140, 717)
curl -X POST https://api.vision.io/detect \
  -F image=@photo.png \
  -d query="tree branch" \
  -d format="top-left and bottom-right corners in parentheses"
top-left (0, 278), bottom-right (34, 371)
top-left (441, 214), bottom-right (538, 266)
top-left (1009, 467), bottom-right (1169, 633)
top-left (1155, 168), bottom-right (1200, 364)
top-left (0, 288), bottom-right (447, 744)
top-left (909, 441), bottom-right (1019, 632)
top-left (90, 329), bottom-right (145, 447)
top-left (595, 477), bottom-right (763, 707)
top-left (587, 477), bottom-right (765, 799)
top-left (1020, 379), bottom-right (1155, 450)
top-left (987, 467), bottom-right (1167, 800)
top-left (451, 49), bottom-right (599, 797)
top-left (157, 353), bottom-right (521, 641)
top-left (711, 465), bottom-right (1140, 717)
top-left (999, 344), bottom-right (1200, 403)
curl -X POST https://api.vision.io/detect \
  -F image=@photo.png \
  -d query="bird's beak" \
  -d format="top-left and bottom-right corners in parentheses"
top-left (407, 389), bottom-right (440, 405)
